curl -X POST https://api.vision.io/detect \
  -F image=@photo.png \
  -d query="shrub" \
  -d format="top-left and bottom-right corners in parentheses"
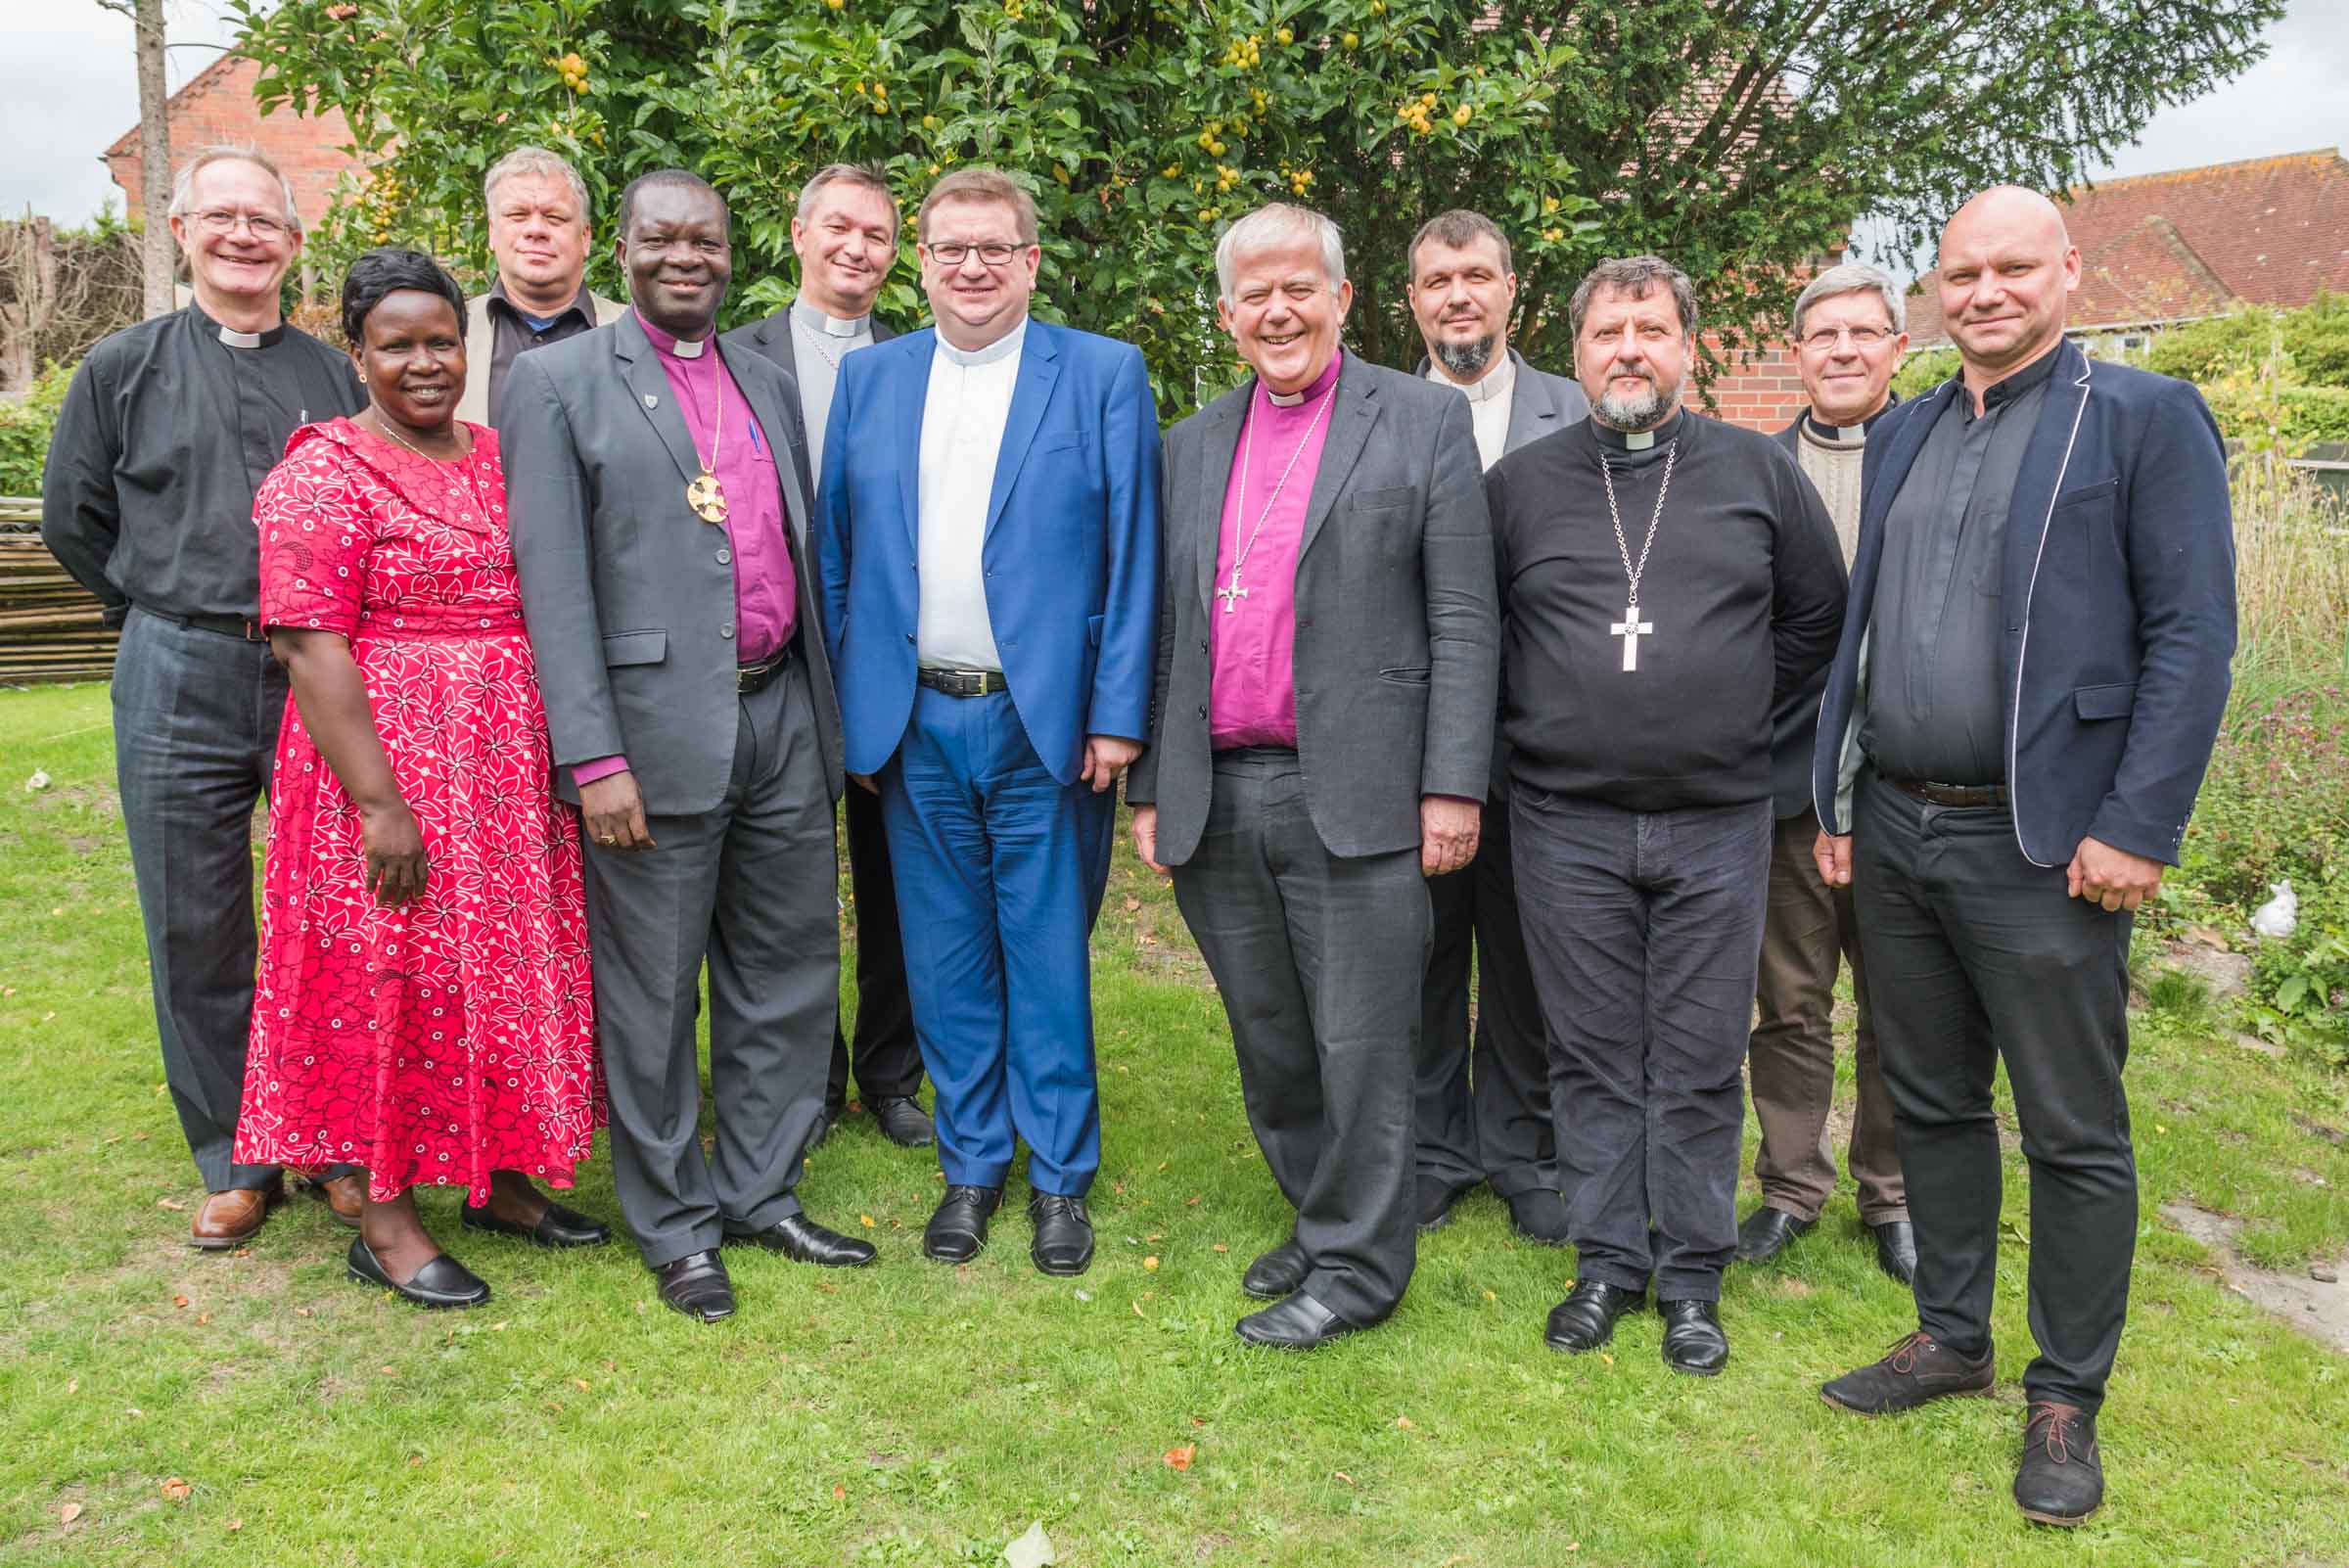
top-left (1890, 346), bottom-right (1958, 401)
top-left (0, 361), bottom-right (70, 496)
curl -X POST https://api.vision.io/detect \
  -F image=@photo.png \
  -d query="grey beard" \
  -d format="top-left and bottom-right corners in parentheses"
top-left (1434, 333), bottom-right (1496, 380)
top-left (1594, 377), bottom-right (1674, 432)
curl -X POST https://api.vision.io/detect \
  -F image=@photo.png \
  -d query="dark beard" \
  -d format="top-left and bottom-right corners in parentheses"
top-left (1434, 334), bottom-right (1496, 380)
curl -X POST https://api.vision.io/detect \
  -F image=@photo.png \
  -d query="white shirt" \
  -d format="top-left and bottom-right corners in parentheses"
top-left (790, 298), bottom-right (874, 503)
top-left (916, 318), bottom-right (1027, 670)
top-left (1427, 349), bottom-right (1516, 470)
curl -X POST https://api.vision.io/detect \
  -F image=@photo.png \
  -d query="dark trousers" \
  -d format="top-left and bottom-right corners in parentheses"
top-left (878, 687), bottom-right (1113, 1195)
top-left (1853, 772), bottom-right (2137, 1412)
top-left (1749, 807), bottom-right (1906, 1224)
top-left (1172, 749), bottom-right (1428, 1325)
top-left (830, 782), bottom-right (921, 1111)
top-left (1416, 788), bottom-right (1558, 1199)
top-left (113, 609), bottom-right (289, 1192)
top-left (583, 662), bottom-right (838, 1268)
top-left (1512, 789), bottom-right (1773, 1303)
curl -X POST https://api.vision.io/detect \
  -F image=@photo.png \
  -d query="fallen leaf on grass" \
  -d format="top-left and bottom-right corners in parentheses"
top-left (1163, 1445), bottom-right (1195, 1471)
top-left (65, 1379), bottom-right (76, 1395)
top-left (161, 1478), bottom-right (190, 1501)
top-left (1124, 897), bottom-right (1141, 912)
top-left (378, 1365), bottom-right (396, 1377)
top-left (1211, 1243), bottom-right (1227, 1254)
top-left (1131, 1301), bottom-right (1145, 1317)
top-left (226, 1519), bottom-right (243, 1532)
top-left (859, 1214), bottom-right (876, 1227)
top-left (1482, 1289), bottom-right (1497, 1303)
top-left (157, 1198), bottom-right (186, 1212)
top-left (173, 1295), bottom-right (189, 1309)
top-left (1599, 1353), bottom-right (1614, 1365)
top-left (25, 769), bottom-right (51, 792)
top-left (1394, 1416), bottom-right (1413, 1430)
top-left (570, 1378), bottom-right (590, 1393)
top-left (1143, 1256), bottom-right (1160, 1271)
top-left (59, 1502), bottom-right (82, 1524)
top-left (1333, 1471), bottom-right (1354, 1487)
top-left (833, 1484), bottom-right (847, 1500)
top-left (1778, 1277), bottom-right (1814, 1298)
top-left (296, 1308), bottom-right (312, 1317)
top-left (196, 1313), bottom-right (211, 1326)
top-left (1005, 1519), bottom-right (1057, 1568)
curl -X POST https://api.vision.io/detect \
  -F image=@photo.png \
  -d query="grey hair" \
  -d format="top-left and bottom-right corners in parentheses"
top-left (484, 145), bottom-right (590, 218)
top-left (798, 162), bottom-right (898, 233)
top-left (1215, 203), bottom-right (1347, 303)
top-left (166, 146), bottom-right (301, 237)
top-left (1791, 261), bottom-right (1905, 339)
top-left (1569, 255), bottom-right (1697, 340)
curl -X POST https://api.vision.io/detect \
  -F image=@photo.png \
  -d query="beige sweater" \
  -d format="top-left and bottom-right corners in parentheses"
top-left (1795, 419), bottom-right (1866, 568)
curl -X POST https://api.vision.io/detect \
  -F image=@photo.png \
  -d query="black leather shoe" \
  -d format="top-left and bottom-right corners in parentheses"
top-left (653, 1250), bottom-right (736, 1321)
top-left (1028, 1192), bottom-right (1094, 1275)
top-left (1241, 1238), bottom-right (1309, 1301)
top-left (1658, 1298), bottom-right (1728, 1375)
top-left (871, 1095), bottom-right (936, 1148)
top-left (725, 1213), bottom-right (877, 1268)
top-left (346, 1236), bottom-right (490, 1310)
top-left (1543, 1279), bottom-right (1643, 1353)
top-left (1820, 1329), bottom-right (1995, 1413)
top-left (1733, 1205), bottom-right (1815, 1264)
top-left (1415, 1175), bottom-right (1468, 1231)
top-left (808, 1104), bottom-right (839, 1152)
top-left (461, 1198), bottom-right (612, 1249)
top-left (1235, 1290), bottom-right (1362, 1349)
top-left (1506, 1188), bottom-right (1573, 1246)
top-left (2015, 1403), bottom-right (2102, 1526)
top-left (924, 1184), bottom-right (1002, 1264)
top-left (1871, 1220), bottom-right (1918, 1285)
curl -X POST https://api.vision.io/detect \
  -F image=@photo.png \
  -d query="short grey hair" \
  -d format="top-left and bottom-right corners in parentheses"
top-left (1569, 255), bottom-right (1698, 341)
top-left (1215, 203), bottom-right (1347, 304)
top-left (484, 145), bottom-right (590, 218)
top-left (798, 162), bottom-right (898, 234)
top-left (1791, 261), bottom-right (1905, 339)
top-left (166, 146), bottom-right (301, 237)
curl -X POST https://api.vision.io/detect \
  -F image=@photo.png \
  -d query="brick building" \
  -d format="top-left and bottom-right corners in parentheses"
top-left (104, 52), bottom-right (359, 237)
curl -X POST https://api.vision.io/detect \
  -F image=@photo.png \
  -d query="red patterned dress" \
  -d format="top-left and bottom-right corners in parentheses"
top-left (235, 418), bottom-right (601, 1205)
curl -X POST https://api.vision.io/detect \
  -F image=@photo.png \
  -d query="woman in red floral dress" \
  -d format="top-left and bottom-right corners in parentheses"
top-left (236, 249), bottom-right (604, 1309)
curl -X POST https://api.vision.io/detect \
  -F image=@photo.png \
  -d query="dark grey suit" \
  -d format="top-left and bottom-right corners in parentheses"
top-left (505, 311), bottom-right (846, 1268)
top-left (1128, 356), bottom-right (1497, 1323)
top-left (722, 306), bottom-right (919, 1118)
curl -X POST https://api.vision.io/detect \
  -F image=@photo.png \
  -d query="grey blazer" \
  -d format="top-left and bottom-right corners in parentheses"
top-left (1128, 356), bottom-right (1498, 863)
top-left (720, 306), bottom-right (897, 507)
top-left (1411, 346), bottom-right (1590, 453)
top-left (503, 310), bottom-right (845, 816)
top-left (454, 286), bottom-right (625, 427)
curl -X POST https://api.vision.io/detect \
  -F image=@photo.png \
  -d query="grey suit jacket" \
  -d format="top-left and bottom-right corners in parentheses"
top-left (503, 310), bottom-right (845, 816)
top-left (721, 306), bottom-right (896, 508)
top-left (1128, 356), bottom-right (1498, 863)
top-left (1412, 346), bottom-right (1590, 454)
top-left (455, 285), bottom-right (625, 427)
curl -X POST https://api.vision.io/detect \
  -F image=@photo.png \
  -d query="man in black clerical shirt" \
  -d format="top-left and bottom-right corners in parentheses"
top-left (42, 146), bottom-right (364, 1248)
top-left (1814, 188), bottom-right (2234, 1529)
top-left (456, 146), bottom-right (624, 429)
top-left (1487, 255), bottom-right (1845, 1376)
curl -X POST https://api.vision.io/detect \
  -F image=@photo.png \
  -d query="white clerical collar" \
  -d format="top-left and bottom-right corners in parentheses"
top-left (937, 317), bottom-right (1027, 369)
top-left (1624, 429), bottom-right (1657, 450)
top-left (219, 325), bottom-right (264, 349)
top-left (793, 297), bottom-right (868, 338)
top-left (669, 333), bottom-right (709, 359)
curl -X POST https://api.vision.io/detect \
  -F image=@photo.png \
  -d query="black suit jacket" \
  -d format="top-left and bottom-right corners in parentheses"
top-left (721, 307), bottom-right (897, 507)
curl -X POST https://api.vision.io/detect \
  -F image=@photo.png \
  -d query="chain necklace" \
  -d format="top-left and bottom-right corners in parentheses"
top-left (1217, 378), bottom-right (1340, 614)
top-left (1594, 436), bottom-right (1679, 671)
top-left (792, 312), bottom-right (862, 372)
top-left (361, 408), bottom-right (490, 516)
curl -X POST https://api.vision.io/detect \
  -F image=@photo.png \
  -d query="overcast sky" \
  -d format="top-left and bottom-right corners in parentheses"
top-left (3, 0), bottom-right (2345, 229)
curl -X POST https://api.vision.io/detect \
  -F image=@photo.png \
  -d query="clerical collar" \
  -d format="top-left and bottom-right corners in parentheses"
top-left (1262, 349), bottom-right (1343, 408)
top-left (635, 310), bottom-right (713, 359)
top-left (938, 316), bottom-right (1027, 368)
top-left (1431, 349), bottom-right (1515, 403)
top-left (1590, 407), bottom-right (1684, 451)
top-left (194, 303), bottom-right (284, 351)
top-left (792, 297), bottom-right (868, 338)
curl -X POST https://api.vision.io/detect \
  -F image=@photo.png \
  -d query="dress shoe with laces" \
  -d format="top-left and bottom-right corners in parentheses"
top-left (1732, 1205), bottom-right (1815, 1265)
top-left (1029, 1192), bottom-right (1094, 1275)
top-left (653, 1250), bottom-right (736, 1321)
top-left (923, 1184), bottom-right (1002, 1264)
top-left (1506, 1188), bottom-right (1572, 1246)
top-left (461, 1198), bottom-right (612, 1249)
top-left (1658, 1298), bottom-right (1728, 1375)
top-left (2015, 1402), bottom-right (2102, 1526)
top-left (1820, 1329), bottom-right (1995, 1414)
top-left (1871, 1219), bottom-right (1918, 1285)
top-left (725, 1213), bottom-right (877, 1268)
top-left (871, 1094), bottom-right (936, 1148)
top-left (1235, 1290), bottom-right (1362, 1349)
top-left (346, 1236), bottom-right (490, 1309)
top-left (1415, 1175), bottom-right (1468, 1231)
top-left (1543, 1278), bottom-right (1644, 1354)
top-left (305, 1172), bottom-right (365, 1227)
top-left (191, 1178), bottom-right (283, 1250)
top-left (1241, 1238), bottom-right (1310, 1301)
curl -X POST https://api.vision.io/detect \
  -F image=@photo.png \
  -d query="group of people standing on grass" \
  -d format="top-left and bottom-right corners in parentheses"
top-left (42, 138), bottom-right (2235, 1529)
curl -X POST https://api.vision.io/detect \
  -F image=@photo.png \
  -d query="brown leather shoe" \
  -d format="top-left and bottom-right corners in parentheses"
top-left (307, 1173), bottom-right (365, 1227)
top-left (191, 1179), bottom-right (283, 1250)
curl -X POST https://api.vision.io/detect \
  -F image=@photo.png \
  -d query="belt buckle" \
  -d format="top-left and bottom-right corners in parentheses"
top-left (245, 619), bottom-right (265, 643)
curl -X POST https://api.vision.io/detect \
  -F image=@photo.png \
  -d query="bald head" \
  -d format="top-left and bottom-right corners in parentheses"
top-left (1936, 184), bottom-right (2081, 390)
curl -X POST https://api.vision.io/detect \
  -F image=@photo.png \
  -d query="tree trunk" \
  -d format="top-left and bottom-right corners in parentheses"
top-left (134, 0), bottom-right (172, 319)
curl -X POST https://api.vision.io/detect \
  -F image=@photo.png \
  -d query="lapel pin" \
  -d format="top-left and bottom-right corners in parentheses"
top-left (644, 393), bottom-right (660, 408)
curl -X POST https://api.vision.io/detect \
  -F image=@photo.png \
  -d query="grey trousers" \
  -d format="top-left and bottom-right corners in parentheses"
top-left (1748, 807), bottom-right (1907, 1224)
top-left (113, 609), bottom-right (290, 1192)
top-left (1512, 788), bottom-right (1773, 1302)
top-left (1172, 750), bottom-right (1428, 1325)
top-left (582, 659), bottom-right (838, 1268)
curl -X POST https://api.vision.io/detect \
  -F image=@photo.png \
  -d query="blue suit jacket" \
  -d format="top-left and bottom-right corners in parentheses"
top-left (815, 318), bottom-right (1163, 786)
top-left (1812, 340), bottom-right (2235, 867)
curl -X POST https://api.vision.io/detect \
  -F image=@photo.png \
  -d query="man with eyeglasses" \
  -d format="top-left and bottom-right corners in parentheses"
top-left (42, 145), bottom-right (366, 1249)
top-left (1733, 262), bottom-right (1917, 1285)
top-left (815, 167), bottom-right (1161, 1279)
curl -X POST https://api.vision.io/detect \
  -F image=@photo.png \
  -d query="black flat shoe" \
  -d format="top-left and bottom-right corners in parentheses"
top-left (460, 1198), bottom-right (612, 1249)
top-left (871, 1095), bottom-right (937, 1148)
top-left (1658, 1298), bottom-right (1728, 1375)
top-left (725, 1213), bottom-right (877, 1268)
top-left (1235, 1289), bottom-right (1363, 1350)
top-left (807, 1105), bottom-right (839, 1152)
top-left (1871, 1219), bottom-right (1918, 1285)
top-left (1733, 1205), bottom-right (1815, 1265)
top-left (924, 1184), bottom-right (1002, 1264)
top-left (1241, 1237), bottom-right (1309, 1301)
top-left (346, 1236), bottom-right (489, 1310)
top-left (1506, 1188), bottom-right (1573, 1246)
top-left (1415, 1175), bottom-right (1468, 1231)
top-left (1028, 1192), bottom-right (1094, 1276)
top-left (1544, 1278), bottom-right (1643, 1353)
top-left (2015, 1402), bottom-right (2103, 1526)
top-left (654, 1250), bottom-right (735, 1321)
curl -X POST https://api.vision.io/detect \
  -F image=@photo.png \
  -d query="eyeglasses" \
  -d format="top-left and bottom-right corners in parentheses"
top-left (193, 209), bottom-right (290, 242)
top-left (1799, 324), bottom-right (1894, 352)
top-left (925, 242), bottom-right (1020, 268)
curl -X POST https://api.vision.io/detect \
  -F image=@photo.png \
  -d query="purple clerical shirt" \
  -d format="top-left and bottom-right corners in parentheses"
top-left (1208, 350), bottom-right (1343, 749)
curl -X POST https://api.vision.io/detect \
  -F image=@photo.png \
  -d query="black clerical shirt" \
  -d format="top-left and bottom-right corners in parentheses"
top-left (40, 304), bottom-right (362, 624)
top-left (483, 278), bottom-right (599, 428)
top-left (1488, 409), bottom-right (1847, 811)
top-left (1862, 344), bottom-right (2060, 785)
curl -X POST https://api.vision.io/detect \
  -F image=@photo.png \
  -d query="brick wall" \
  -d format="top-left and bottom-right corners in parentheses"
top-left (1690, 339), bottom-right (1805, 434)
top-left (105, 55), bottom-right (359, 234)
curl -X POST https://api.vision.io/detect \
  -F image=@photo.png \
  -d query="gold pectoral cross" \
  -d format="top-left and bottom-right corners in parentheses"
top-left (687, 471), bottom-right (728, 525)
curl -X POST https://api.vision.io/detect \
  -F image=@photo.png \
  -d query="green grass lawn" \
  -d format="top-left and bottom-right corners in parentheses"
top-left (2, 680), bottom-right (2345, 1567)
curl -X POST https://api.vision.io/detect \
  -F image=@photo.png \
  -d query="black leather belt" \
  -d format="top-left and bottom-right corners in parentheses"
top-left (737, 642), bottom-right (794, 694)
top-left (917, 667), bottom-right (1009, 697)
top-left (1884, 776), bottom-right (2009, 808)
top-left (143, 607), bottom-right (265, 642)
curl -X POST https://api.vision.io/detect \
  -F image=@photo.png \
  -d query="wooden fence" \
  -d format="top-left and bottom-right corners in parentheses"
top-left (0, 496), bottom-right (117, 684)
